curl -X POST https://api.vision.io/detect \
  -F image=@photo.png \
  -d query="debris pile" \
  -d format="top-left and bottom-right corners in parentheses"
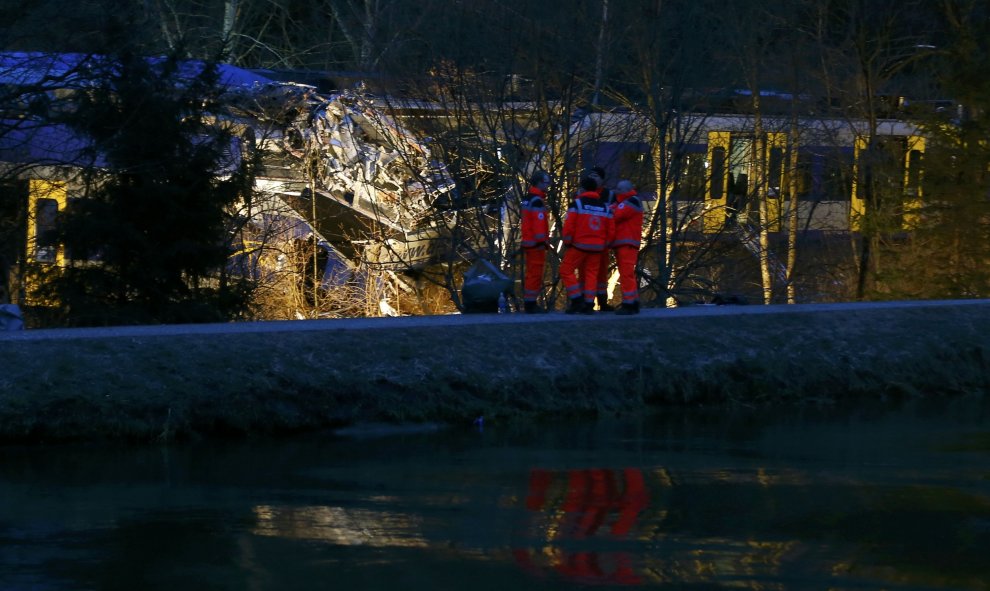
top-left (238, 83), bottom-right (459, 262)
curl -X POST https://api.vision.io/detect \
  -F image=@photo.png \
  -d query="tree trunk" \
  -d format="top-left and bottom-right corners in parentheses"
top-left (592, 0), bottom-right (609, 107)
top-left (752, 94), bottom-right (773, 304)
top-left (223, 0), bottom-right (238, 41)
top-left (786, 117), bottom-right (799, 304)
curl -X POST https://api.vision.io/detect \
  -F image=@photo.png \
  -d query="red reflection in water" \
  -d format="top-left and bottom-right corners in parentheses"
top-left (516, 467), bottom-right (650, 585)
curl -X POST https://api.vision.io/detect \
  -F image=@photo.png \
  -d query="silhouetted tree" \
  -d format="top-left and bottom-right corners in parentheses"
top-left (878, 0), bottom-right (990, 298)
top-left (45, 45), bottom-right (256, 325)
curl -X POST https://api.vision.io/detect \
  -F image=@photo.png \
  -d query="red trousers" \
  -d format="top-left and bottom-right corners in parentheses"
top-left (614, 246), bottom-right (638, 303)
top-left (560, 247), bottom-right (601, 303)
top-left (522, 247), bottom-right (546, 302)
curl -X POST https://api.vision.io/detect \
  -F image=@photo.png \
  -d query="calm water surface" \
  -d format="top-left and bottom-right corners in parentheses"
top-left (2, 398), bottom-right (989, 590)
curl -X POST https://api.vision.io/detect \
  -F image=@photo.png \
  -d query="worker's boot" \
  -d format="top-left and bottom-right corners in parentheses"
top-left (524, 300), bottom-right (544, 314)
top-left (565, 297), bottom-right (585, 314)
top-left (596, 294), bottom-right (614, 312)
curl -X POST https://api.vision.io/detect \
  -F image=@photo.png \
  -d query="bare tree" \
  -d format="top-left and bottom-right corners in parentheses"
top-left (876, 0), bottom-right (990, 299)
top-left (594, 0), bottom-right (763, 306)
top-left (807, 0), bottom-right (939, 299)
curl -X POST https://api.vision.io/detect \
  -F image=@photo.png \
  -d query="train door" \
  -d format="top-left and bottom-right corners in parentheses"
top-left (24, 179), bottom-right (66, 305)
top-left (703, 131), bottom-right (786, 233)
top-left (765, 133), bottom-right (786, 232)
top-left (851, 135), bottom-right (924, 231)
top-left (726, 134), bottom-right (753, 225)
top-left (702, 131), bottom-right (730, 233)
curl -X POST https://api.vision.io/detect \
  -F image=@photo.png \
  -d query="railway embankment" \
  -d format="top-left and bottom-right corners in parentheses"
top-left (1, 299), bottom-right (988, 444)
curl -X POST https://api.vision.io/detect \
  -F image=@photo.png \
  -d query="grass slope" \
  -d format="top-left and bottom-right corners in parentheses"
top-left (2, 303), bottom-right (989, 443)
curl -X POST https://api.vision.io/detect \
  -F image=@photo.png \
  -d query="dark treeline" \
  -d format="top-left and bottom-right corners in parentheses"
top-left (0, 0), bottom-right (968, 101)
top-left (2, 0), bottom-right (989, 325)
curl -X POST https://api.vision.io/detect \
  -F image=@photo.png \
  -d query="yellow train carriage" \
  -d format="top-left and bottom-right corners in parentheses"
top-left (1, 177), bottom-right (70, 306)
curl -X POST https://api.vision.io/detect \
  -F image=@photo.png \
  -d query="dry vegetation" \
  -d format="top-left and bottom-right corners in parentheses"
top-left (240, 240), bottom-right (460, 321)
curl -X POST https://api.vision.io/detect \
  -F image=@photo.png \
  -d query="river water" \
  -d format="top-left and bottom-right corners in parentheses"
top-left (2, 398), bottom-right (988, 590)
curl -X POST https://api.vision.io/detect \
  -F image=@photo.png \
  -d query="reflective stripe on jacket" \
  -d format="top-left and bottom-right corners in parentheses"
top-left (562, 191), bottom-right (613, 252)
top-left (611, 190), bottom-right (643, 249)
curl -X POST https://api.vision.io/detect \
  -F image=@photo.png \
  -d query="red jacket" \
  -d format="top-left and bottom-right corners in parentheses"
top-left (520, 186), bottom-right (549, 249)
top-left (562, 191), bottom-right (613, 252)
top-left (610, 190), bottom-right (643, 249)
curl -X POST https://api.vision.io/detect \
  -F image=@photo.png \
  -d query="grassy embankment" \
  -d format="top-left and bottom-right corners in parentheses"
top-left (2, 302), bottom-right (989, 444)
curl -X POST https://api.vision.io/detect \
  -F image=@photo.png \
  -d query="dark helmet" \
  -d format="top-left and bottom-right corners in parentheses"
top-left (529, 171), bottom-right (550, 186)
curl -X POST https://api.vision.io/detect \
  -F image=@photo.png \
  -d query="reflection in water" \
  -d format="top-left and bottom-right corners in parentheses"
top-left (517, 468), bottom-right (648, 585)
top-left (509, 458), bottom-right (990, 588)
top-left (1, 400), bottom-right (988, 590)
top-left (513, 466), bottom-right (809, 586)
top-left (252, 505), bottom-right (428, 547)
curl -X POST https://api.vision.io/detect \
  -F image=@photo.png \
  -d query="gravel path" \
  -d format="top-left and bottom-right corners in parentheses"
top-left (2, 299), bottom-right (988, 341)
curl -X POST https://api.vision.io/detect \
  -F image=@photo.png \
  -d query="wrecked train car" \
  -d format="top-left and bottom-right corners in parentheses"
top-left (1, 53), bottom-right (481, 314)
top-left (0, 53), bottom-right (350, 309)
top-left (228, 79), bottom-right (471, 272)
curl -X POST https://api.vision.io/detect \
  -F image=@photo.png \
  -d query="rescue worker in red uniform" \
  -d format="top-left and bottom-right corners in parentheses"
top-left (520, 171), bottom-right (551, 313)
top-left (610, 179), bottom-right (643, 315)
top-left (588, 167), bottom-right (615, 311)
top-left (560, 176), bottom-right (614, 314)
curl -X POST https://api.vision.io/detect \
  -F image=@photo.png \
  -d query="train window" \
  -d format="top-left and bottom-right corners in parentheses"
top-left (798, 149), bottom-right (854, 201)
top-left (710, 147), bottom-right (726, 200)
top-left (34, 197), bottom-right (58, 263)
top-left (620, 150), bottom-right (656, 193)
top-left (823, 150), bottom-right (853, 201)
top-left (874, 138), bottom-right (907, 195)
top-left (672, 152), bottom-right (706, 201)
top-left (796, 150), bottom-right (814, 200)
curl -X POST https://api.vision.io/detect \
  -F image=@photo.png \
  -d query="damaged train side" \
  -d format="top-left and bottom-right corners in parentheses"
top-left (1, 54), bottom-right (490, 315)
top-left (232, 79), bottom-right (468, 267)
